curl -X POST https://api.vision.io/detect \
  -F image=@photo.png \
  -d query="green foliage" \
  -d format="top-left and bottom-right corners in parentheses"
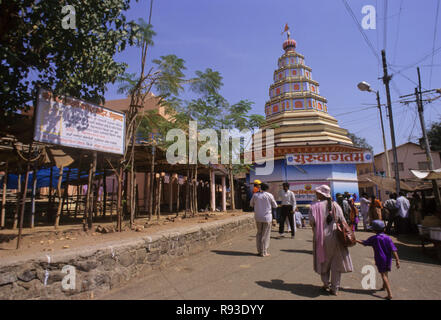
top-left (0, 0), bottom-right (141, 125)
top-left (423, 120), bottom-right (441, 151)
top-left (347, 132), bottom-right (373, 152)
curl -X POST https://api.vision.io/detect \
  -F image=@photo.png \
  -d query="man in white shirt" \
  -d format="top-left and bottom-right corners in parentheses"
top-left (360, 193), bottom-right (371, 231)
top-left (395, 192), bottom-right (410, 234)
top-left (250, 183), bottom-right (278, 257)
top-left (278, 182), bottom-right (297, 238)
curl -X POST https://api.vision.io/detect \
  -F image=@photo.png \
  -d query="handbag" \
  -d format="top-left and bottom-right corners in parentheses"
top-left (332, 203), bottom-right (356, 247)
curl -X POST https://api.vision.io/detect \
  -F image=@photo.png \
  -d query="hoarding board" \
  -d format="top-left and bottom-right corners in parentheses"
top-left (34, 89), bottom-right (125, 155)
top-left (286, 152), bottom-right (373, 165)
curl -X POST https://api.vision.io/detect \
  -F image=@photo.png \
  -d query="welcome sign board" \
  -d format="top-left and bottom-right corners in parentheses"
top-left (34, 89), bottom-right (125, 155)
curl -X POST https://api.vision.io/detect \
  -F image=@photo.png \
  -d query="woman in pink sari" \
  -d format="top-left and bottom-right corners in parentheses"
top-left (309, 185), bottom-right (354, 295)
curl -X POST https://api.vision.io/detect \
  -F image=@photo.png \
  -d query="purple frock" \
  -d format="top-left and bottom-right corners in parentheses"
top-left (362, 233), bottom-right (397, 273)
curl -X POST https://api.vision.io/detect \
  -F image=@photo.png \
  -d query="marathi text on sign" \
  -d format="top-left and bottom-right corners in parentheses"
top-left (34, 89), bottom-right (126, 155)
top-left (286, 152), bottom-right (372, 165)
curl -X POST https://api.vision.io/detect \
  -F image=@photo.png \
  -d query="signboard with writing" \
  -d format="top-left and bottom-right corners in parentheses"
top-left (34, 89), bottom-right (125, 155)
top-left (289, 181), bottom-right (330, 202)
top-left (286, 152), bottom-right (372, 165)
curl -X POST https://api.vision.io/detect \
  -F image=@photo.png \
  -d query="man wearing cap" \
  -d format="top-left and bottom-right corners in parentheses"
top-left (250, 183), bottom-right (278, 257)
top-left (278, 182), bottom-right (297, 238)
top-left (253, 180), bottom-right (261, 194)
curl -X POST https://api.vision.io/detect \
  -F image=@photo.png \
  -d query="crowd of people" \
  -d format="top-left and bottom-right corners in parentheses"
top-left (249, 180), bottom-right (404, 300)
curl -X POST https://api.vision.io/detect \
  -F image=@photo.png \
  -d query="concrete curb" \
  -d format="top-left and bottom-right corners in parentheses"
top-left (0, 213), bottom-right (255, 300)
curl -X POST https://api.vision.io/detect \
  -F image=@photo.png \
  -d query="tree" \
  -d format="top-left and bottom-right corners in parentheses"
top-left (0, 0), bottom-right (141, 126)
top-left (347, 132), bottom-right (373, 152)
top-left (424, 120), bottom-right (441, 151)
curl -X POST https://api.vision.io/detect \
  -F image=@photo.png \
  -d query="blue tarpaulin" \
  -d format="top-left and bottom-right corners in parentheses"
top-left (1, 166), bottom-right (103, 189)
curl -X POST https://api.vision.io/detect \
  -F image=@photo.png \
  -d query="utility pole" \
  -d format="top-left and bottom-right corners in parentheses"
top-left (376, 90), bottom-right (392, 178)
top-left (381, 50), bottom-right (401, 195)
top-left (416, 68), bottom-right (441, 209)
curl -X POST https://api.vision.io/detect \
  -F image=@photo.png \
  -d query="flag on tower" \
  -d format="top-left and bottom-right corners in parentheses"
top-left (281, 23), bottom-right (289, 35)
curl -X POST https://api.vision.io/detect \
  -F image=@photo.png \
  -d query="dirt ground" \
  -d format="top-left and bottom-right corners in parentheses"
top-left (0, 210), bottom-right (250, 260)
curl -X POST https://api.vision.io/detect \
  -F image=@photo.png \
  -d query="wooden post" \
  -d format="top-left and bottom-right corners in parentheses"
top-left (62, 167), bottom-right (70, 216)
top-left (48, 166), bottom-right (53, 222)
top-left (103, 168), bottom-right (107, 216)
top-left (210, 168), bottom-right (215, 212)
top-left (222, 175), bottom-right (226, 212)
top-left (144, 172), bottom-right (149, 213)
top-left (30, 167), bottom-right (37, 228)
top-left (54, 166), bottom-right (64, 229)
top-left (111, 178), bottom-right (115, 220)
top-left (176, 176), bottom-right (180, 216)
top-left (149, 145), bottom-right (155, 220)
top-left (229, 165), bottom-right (235, 210)
top-left (156, 175), bottom-right (162, 220)
top-left (1, 164), bottom-right (8, 229)
top-left (16, 165), bottom-right (30, 249)
top-left (13, 173), bottom-right (22, 229)
top-left (135, 183), bottom-right (139, 218)
top-left (169, 175), bottom-right (173, 213)
top-left (117, 166), bottom-right (123, 232)
top-left (83, 152), bottom-right (97, 231)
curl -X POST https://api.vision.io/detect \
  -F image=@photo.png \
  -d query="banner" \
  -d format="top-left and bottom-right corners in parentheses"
top-left (288, 181), bottom-right (330, 202)
top-left (34, 89), bottom-right (125, 155)
top-left (286, 152), bottom-right (372, 165)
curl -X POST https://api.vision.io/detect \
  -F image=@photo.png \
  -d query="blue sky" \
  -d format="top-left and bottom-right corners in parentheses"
top-left (105, 0), bottom-right (441, 155)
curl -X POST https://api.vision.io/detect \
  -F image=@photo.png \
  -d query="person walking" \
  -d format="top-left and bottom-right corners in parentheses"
top-left (368, 195), bottom-right (383, 226)
top-left (384, 193), bottom-right (398, 235)
top-left (360, 193), bottom-right (371, 231)
top-left (309, 185), bottom-right (354, 296)
top-left (294, 207), bottom-right (304, 229)
top-left (356, 220), bottom-right (400, 300)
top-left (348, 194), bottom-right (359, 232)
top-left (278, 182), bottom-right (296, 238)
top-left (395, 192), bottom-right (411, 235)
top-left (250, 183), bottom-right (278, 257)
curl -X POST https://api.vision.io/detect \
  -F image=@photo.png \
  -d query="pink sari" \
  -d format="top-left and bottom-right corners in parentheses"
top-left (310, 201), bottom-right (326, 265)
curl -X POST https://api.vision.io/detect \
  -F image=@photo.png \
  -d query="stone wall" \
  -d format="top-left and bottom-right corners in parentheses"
top-left (0, 214), bottom-right (255, 300)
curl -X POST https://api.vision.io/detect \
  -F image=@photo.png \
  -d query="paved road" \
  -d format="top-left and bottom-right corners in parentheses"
top-left (101, 225), bottom-right (441, 300)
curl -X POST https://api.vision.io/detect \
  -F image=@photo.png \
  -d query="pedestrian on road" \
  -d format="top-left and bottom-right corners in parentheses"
top-left (360, 193), bottom-right (371, 231)
top-left (294, 207), bottom-right (304, 229)
top-left (384, 193), bottom-right (398, 235)
top-left (356, 220), bottom-right (400, 300)
top-left (348, 194), bottom-right (359, 232)
top-left (278, 182), bottom-right (296, 238)
top-left (250, 183), bottom-right (278, 257)
top-left (309, 185), bottom-right (354, 296)
top-left (368, 195), bottom-right (383, 226)
top-left (395, 192), bottom-right (411, 234)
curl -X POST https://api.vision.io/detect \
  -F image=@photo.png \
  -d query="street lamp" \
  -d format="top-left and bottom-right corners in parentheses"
top-left (357, 82), bottom-right (392, 179)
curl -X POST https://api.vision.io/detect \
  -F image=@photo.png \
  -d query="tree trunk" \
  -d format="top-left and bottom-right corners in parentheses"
top-left (175, 177), bottom-right (180, 217)
top-left (16, 165), bottom-right (30, 249)
top-left (103, 168), bottom-right (107, 217)
top-left (1, 164), bottom-right (8, 229)
top-left (62, 167), bottom-right (70, 217)
top-left (13, 173), bottom-right (21, 230)
top-left (48, 167), bottom-right (53, 222)
top-left (111, 178), bottom-right (115, 221)
top-left (54, 166), bottom-right (64, 229)
top-left (117, 166), bottom-right (123, 232)
top-left (156, 175), bottom-right (162, 220)
top-left (149, 146), bottom-right (155, 220)
top-left (193, 165), bottom-right (198, 215)
top-left (30, 167), bottom-right (37, 228)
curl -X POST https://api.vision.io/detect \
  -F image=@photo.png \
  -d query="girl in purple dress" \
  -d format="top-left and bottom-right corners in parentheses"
top-left (357, 220), bottom-right (400, 300)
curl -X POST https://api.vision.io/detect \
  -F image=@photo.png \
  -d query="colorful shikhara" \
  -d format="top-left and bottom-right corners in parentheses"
top-left (265, 36), bottom-right (328, 117)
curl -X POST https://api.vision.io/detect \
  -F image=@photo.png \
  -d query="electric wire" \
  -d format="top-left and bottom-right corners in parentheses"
top-left (429, 0), bottom-right (440, 88)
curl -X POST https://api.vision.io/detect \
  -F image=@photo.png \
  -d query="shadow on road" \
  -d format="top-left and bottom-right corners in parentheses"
top-left (211, 250), bottom-right (257, 256)
top-left (280, 249), bottom-right (312, 255)
top-left (255, 279), bottom-right (323, 298)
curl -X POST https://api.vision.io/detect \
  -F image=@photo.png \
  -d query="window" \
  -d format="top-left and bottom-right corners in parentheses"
top-left (418, 161), bottom-right (430, 170)
top-left (390, 162), bottom-right (404, 172)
